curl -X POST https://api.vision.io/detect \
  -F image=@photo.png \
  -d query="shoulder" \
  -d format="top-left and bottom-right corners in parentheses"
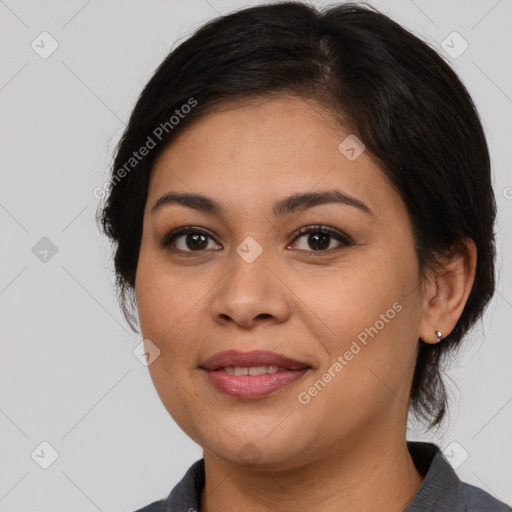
top-left (131, 499), bottom-right (166, 512)
top-left (130, 458), bottom-right (205, 512)
top-left (459, 481), bottom-right (512, 511)
top-left (406, 441), bottom-right (511, 511)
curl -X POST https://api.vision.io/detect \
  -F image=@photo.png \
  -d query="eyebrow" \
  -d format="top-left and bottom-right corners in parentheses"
top-left (151, 189), bottom-right (373, 218)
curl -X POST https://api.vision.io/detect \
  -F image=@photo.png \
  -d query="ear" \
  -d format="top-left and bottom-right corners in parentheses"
top-left (418, 238), bottom-right (477, 344)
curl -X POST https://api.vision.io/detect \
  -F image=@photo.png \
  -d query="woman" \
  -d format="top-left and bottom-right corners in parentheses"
top-left (98, 2), bottom-right (510, 510)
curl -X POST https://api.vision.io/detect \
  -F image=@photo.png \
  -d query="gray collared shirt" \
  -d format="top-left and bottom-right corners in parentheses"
top-left (134, 442), bottom-right (511, 511)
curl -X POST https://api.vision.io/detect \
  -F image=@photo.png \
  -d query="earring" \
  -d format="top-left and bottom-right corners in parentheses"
top-left (435, 330), bottom-right (443, 343)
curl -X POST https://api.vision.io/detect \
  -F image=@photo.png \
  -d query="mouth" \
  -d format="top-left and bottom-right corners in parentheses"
top-left (200, 350), bottom-right (312, 399)
top-left (212, 365), bottom-right (299, 375)
top-left (200, 349), bottom-right (311, 371)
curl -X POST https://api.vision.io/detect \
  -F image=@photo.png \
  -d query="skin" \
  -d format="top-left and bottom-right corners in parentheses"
top-left (135, 95), bottom-right (476, 512)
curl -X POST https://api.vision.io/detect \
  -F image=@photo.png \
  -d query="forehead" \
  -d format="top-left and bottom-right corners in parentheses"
top-left (147, 95), bottom-right (399, 219)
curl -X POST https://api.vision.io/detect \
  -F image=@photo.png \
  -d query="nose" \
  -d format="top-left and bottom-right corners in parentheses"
top-left (209, 247), bottom-right (291, 329)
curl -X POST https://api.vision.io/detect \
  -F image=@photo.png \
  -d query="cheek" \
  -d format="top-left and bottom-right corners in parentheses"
top-left (135, 248), bottom-right (203, 341)
top-left (136, 259), bottom-right (207, 432)
top-left (288, 246), bottom-right (420, 399)
top-left (135, 250), bottom-right (224, 389)
top-left (290, 247), bottom-right (417, 342)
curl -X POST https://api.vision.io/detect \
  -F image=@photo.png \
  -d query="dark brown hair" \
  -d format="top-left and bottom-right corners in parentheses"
top-left (97, 1), bottom-right (496, 429)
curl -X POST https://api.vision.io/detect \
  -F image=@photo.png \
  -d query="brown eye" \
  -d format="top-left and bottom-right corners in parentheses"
top-left (160, 227), bottom-right (221, 252)
top-left (289, 225), bottom-right (351, 252)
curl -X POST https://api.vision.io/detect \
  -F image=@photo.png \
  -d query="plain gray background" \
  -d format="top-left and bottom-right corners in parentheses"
top-left (0, 0), bottom-right (511, 510)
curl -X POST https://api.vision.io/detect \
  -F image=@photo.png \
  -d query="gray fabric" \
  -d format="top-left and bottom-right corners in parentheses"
top-left (133, 442), bottom-right (511, 511)
top-left (405, 443), bottom-right (511, 511)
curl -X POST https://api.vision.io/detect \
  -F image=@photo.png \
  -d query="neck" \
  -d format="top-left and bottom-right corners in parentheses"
top-left (200, 424), bottom-right (424, 512)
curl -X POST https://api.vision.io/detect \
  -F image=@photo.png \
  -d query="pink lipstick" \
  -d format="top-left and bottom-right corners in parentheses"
top-left (200, 350), bottom-right (311, 399)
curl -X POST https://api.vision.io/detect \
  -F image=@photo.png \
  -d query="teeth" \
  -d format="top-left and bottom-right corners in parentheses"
top-left (223, 365), bottom-right (280, 375)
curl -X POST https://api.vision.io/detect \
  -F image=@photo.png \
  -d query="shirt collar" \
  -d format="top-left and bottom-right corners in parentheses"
top-left (405, 441), bottom-right (463, 511)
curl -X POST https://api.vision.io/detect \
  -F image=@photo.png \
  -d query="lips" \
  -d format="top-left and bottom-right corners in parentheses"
top-left (200, 350), bottom-right (311, 372)
top-left (200, 350), bottom-right (312, 399)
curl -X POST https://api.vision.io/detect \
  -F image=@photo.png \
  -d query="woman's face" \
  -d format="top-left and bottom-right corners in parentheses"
top-left (135, 95), bottom-right (426, 469)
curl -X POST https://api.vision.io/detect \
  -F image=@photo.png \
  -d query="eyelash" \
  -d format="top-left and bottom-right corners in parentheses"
top-left (159, 224), bottom-right (352, 255)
